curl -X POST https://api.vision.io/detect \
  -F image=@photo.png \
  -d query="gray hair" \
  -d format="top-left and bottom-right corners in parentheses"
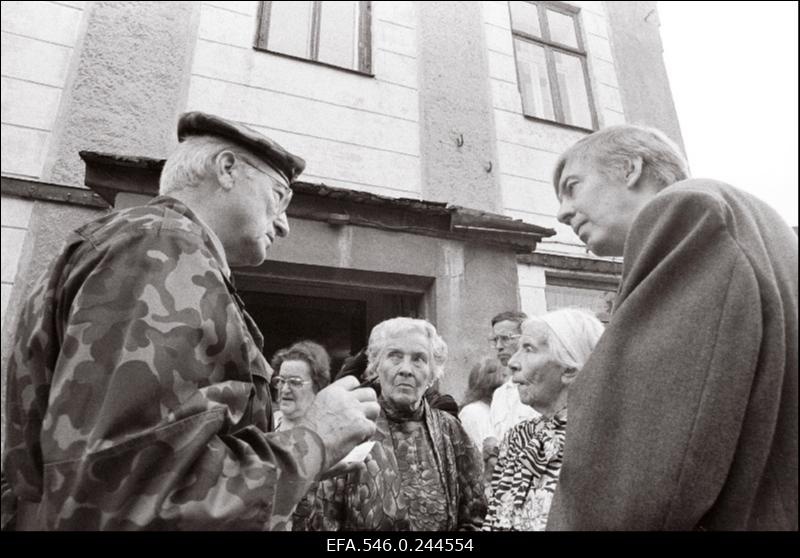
top-left (159, 135), bottom-right (270, 195)
top-left (523, 308), bottom-right (604, 371)
top-left (553, 125), bottom-right (689, 194)
top-left (365, 317), bottom-right (448, 382)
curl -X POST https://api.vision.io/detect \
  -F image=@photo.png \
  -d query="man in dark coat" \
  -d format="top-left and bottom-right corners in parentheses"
top-left (546, 124), bottom-right (797, 530)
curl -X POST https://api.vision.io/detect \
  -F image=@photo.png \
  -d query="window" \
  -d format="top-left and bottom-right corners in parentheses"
top-left (256, 1), bottom-right (372, 74)
top-left (509, 1), bottom-right (596, 130)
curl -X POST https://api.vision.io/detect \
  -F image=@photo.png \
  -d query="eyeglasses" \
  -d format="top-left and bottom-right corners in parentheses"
top-left (488, 334), bottom-right (521, 348)
top-left (239, 157), bottom-right (294, 214)
top-left (271, 376), bottom-right (313, 389)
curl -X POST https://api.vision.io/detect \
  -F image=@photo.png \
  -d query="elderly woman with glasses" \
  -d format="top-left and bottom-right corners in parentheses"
top-left (295, 317), bottom-right (486, 531)
top-left (271, 341), bottom-right (331, 431)
top-left (482, 308), bottom-right (604, 531)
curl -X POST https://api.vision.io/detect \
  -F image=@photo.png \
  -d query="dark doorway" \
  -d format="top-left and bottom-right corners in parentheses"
top-left (239, 291), bottom-right (367, 375)
top-left (234, 261), bottom-right (433, 395)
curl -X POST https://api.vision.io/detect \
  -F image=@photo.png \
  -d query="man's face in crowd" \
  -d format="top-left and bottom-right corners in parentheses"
top-left (555, 153), bottom-right (634, 258)
top-left (224, 155), bottom-right (292, 267)
top-left (491, 319), bottom-right (521, 368)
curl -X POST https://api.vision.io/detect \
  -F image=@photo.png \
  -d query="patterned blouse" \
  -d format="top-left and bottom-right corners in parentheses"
top-left (482, 408), bottom-right (567, 531)
top-left (293, 397), bottom-right (486, 531)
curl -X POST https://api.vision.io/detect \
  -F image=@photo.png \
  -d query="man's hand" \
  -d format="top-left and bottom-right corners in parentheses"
top-left (301, 375), bottom-right (379, 472)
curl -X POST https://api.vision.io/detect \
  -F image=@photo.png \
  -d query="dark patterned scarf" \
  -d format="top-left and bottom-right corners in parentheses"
top-left (381, 396), bottom-right (426, 423)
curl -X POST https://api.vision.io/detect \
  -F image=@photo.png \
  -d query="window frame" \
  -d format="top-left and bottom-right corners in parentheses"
top-left (509, 1), bottom-right (598, 131)
top-left (255, 1), bottom-right (373, 77)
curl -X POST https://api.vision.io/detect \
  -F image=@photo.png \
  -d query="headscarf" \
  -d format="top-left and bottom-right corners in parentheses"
top-left (525, 308), bottom-right (604, 370)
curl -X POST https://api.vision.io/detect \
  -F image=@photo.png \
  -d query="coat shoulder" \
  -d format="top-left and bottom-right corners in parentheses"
top-left (77, 203), bottom-right (206, 249)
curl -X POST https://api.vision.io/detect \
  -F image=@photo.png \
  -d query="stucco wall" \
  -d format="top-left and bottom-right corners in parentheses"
top-left (416, 1), bottom-right (502, 211)
top-left (603, 1), bottom-right (684, 150)
top-left (186, 1), bottom-right (422, 199)
top-left (264, 218), bottom-right (521, 401)
top-left (46, 1), bottom-right (200, 186)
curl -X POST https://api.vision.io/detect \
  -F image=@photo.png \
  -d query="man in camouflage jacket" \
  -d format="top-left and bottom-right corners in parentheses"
top-left (1, 112), bottom-right (379, 530)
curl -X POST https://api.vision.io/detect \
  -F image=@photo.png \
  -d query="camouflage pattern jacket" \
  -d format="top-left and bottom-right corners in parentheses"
top-left (2, 196), bottom-right (326, 530)
top-left (294, 399), bottom-right (486, 531)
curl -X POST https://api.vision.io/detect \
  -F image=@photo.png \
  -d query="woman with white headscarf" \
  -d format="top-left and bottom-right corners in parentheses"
top-left (482, 308), bottom-right (604, 531)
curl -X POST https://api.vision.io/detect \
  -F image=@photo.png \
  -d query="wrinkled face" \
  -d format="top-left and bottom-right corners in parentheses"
top-left (377, 331), bottom-right (433, 410)
top-left (278, 360), bottom-right (316, 421)
top-left (491, 320), bottom-right (522, 367)
top-left (223, 155), bottom-right (292, 267)
top-left (555, 154), bottom-right (634, 258)
top-left (507, 323), bottom-right (567, 413)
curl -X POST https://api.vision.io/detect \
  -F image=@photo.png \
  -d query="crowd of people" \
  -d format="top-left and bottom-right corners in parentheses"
top-left (0, 112), bottom-right (796, 531)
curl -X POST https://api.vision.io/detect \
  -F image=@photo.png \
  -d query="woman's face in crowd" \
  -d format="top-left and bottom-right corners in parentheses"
top-left (278, 359), bottom-right (316, 420)
top-left (507, 323), bottom-right (567, 414)
top-left (377, 330), bottom-right (433, 410)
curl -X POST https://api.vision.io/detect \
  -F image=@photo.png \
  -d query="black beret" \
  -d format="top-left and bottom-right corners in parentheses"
top-left (177, 111), bottom-right (306, 183)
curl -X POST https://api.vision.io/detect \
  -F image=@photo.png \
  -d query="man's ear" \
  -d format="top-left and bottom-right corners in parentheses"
top-left (624, 155), bottom-right (643, 190)
top-left (216, 150), bottom-right (237, 191)
top-left (561, 367), bottom-right (578, 386)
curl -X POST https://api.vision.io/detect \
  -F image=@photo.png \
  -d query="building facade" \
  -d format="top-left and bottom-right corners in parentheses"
top-left (1, 1), bottom-right (683, 416)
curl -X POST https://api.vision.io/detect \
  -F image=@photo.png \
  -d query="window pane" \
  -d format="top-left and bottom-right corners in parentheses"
top-left (553, 51), bottom-right (592, 128)
top-left (318, 1), bottom-right (359, 70)
top-left (267, 1), bottom-right (313, 59)
top-left (509, 1), bottom-right (541, 37)
top-left (546, 9), bottom-right (578, 49)
top-left (514, 39), bottom-right (554, 120)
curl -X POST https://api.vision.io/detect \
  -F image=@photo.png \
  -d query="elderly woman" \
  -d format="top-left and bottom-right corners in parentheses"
top-left (271, 341), bottom-right (331, 431)
top-left (482, 308), bottom-right (603, 531)
top-left (295, 317), bottom-right (486, 531)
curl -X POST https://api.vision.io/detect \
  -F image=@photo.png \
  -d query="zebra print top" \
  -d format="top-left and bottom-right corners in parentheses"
top-left (482, 408), bottom-right (567, 531)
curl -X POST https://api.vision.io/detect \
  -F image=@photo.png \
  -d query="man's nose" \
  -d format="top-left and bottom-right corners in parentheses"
top-left (507, 353), bottom-right (522, 372)
top-left (274, 213), bottom-right (290, 238)
top-left (556, 199), bottom-right (574, 225)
